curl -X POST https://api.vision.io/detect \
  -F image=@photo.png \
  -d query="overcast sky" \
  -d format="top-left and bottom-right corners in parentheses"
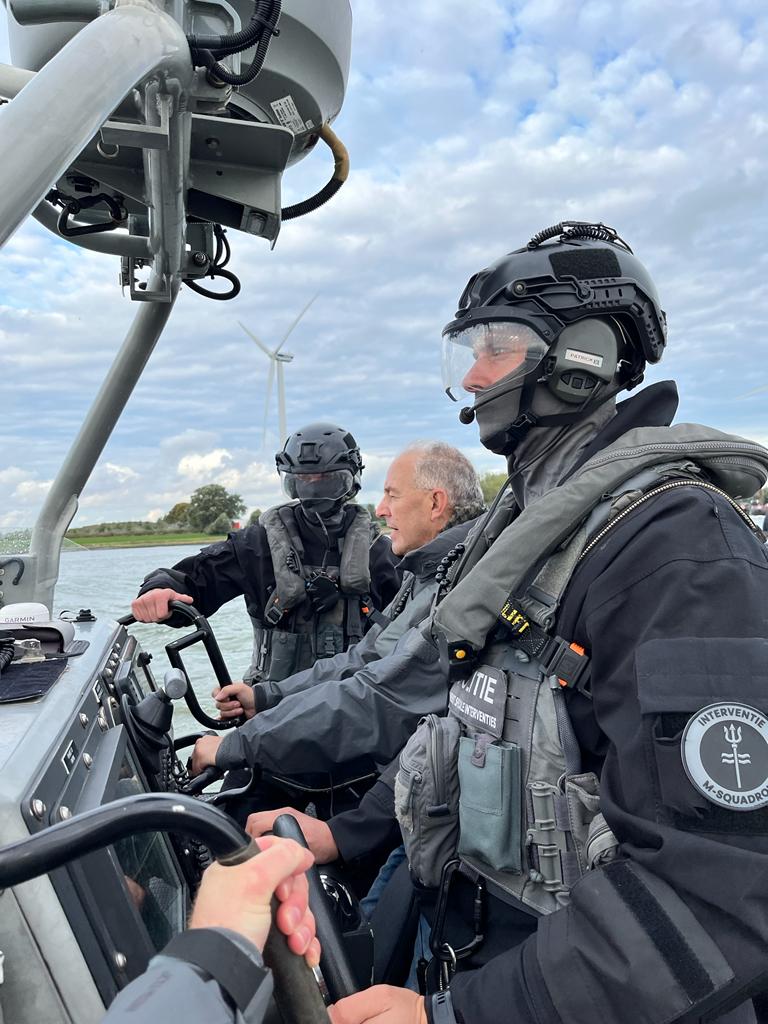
top-left (1, 0), bottom-right (766, 529)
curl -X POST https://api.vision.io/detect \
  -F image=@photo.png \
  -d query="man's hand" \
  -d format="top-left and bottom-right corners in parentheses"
top-left (191, 734), bottom-right (223, 776)
top-left (189, 835), bottom-right (320, 967)
top-left (246, 807), bottom-right (339, 864)
top-left (131, 588), bottom-right (194, 623)
top-left (329, 986), bottom-right (427, 1024)
top-left (213, 681), bottom-right (257, 720)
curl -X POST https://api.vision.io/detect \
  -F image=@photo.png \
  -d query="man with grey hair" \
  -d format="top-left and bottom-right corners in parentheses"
top-left (190, 442), bottom-right (484, 815)
top-left (379, 441), bottom-right (485, 557)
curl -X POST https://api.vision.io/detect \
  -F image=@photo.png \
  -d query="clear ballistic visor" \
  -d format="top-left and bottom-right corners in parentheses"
top-left (282, 469), bottom-right (355, 504)
top-left (441, 320), bottom-right (549, 401)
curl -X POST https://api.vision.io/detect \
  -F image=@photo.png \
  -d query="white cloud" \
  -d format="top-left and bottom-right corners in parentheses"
top-left (177, 449), bottom-right (233, 479)
top-left (1, 0), bottom-right (767, 528)
top-left (13, 479), bottom-right (50, 502)
top-left (104, 462), bottom-right (139, 484)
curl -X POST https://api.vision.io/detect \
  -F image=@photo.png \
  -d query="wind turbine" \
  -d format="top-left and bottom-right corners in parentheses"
top-left (237, 292), bottom-right (319, 446)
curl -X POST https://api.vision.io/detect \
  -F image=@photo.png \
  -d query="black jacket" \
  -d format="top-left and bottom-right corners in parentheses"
top-left (137, 506), bottom-right (400, 627)
top-left (433, 384), bottom-right (768, 1024)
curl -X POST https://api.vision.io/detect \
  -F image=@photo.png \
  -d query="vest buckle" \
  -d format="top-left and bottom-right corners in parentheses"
top-left (263, 593), bottom-right (285, 627)
top-left (540, 636), bottom-right (591, 694)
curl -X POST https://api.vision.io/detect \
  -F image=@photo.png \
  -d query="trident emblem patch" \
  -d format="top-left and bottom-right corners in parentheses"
top-left (682, 702), bottom-right (768, 811)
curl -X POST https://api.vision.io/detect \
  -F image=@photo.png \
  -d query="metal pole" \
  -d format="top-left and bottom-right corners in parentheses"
top-left (0, 0), bottom-right (191, 247)
top-left (0, 62), bottom-right (35, 99)
top-left (28, 273), bottom-right (179, 610)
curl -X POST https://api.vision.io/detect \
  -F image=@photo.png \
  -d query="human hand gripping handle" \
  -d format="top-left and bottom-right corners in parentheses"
top-left (213, 680), bottom-right (257, 720)
top-left (131, 587), bottom-right (194, 623)
top-left (191, 836), bottom-right (328, 1022)
top-left (247, 807), bottom-right (340, 863)
top-left (190, 836), bottom-right (319, 964)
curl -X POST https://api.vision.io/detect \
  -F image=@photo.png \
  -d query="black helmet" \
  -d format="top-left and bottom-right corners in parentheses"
top-left (275, 422), bottom-right (363, 515)
top-left (441, 222), bottom-right (667, 454)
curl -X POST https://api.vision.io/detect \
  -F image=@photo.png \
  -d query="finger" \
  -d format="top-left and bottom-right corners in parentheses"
top-left (287, 925), bottom-right (312, 956)
top-left (305, 937), bottom-right (321, 969)
top-left (247, 812), bottom-right (282, 838)
top-left (247, 815), bottom-right (277, 839)
top-left (276, 894), bottom-right (314, 940)
top-left (329, 988), bottom-right (394, 1024)
top-left (275, 866), bottom-right (308, 904)
top-left (214, 684), bottom-right (237, 700)
top-left (211, 685), bottom-right (222, 699)
top-left (245, 839), bottom-right (313, 897)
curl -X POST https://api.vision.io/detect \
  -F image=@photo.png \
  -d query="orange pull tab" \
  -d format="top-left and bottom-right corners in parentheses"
top-left (559, 643), bottom-right (585, 687)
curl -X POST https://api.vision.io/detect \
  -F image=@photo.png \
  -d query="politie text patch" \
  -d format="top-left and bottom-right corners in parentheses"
top-left (448, 665), bottom-right (506, 738)
top-left (681, 702), bottom-right (768, 811)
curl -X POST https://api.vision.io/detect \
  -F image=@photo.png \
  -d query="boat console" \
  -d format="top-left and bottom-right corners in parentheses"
top-left (0, 617), bottom-right (185, 1021)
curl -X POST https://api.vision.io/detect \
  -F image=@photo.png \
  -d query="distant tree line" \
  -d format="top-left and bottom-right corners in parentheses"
top-left (68, 484), bottom-right (259, 538)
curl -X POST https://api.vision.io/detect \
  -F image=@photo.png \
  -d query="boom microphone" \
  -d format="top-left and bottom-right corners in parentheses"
top-left (459, 406), bottom-right (475, 424)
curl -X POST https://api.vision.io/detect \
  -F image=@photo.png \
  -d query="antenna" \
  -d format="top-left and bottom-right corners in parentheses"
top-left (237, 292), bottom-right (319, 447)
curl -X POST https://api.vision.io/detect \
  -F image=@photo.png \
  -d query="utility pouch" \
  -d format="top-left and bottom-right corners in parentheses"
top-left (457, 735), bottom-right (522, 874)
top-left (395, 715), bottom-right (461, 889)
top-left (266, 629), bottom-right (301, 681)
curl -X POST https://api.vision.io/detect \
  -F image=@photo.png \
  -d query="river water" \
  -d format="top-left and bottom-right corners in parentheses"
top-left (55, 544), bottom-right (254, 733)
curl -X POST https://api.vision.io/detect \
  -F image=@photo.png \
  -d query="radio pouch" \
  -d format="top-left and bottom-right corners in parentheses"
top-left (457, 735), bottom-right (523, 874)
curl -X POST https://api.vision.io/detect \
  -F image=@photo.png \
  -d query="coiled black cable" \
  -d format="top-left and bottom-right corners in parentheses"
top-left (184, 267), bottom-right (241, 300)
top-left (183, 223), bottom-right (241, 300)
top-left (527, 221), bottom-right (633, 252)
top-left (0, 635), bottom-right (16, 675)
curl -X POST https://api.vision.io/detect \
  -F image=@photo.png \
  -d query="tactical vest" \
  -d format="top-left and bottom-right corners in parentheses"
top-left (396, 424), bottom-right (768, 916)
top-left (246, 502), bottom-right (375, 682)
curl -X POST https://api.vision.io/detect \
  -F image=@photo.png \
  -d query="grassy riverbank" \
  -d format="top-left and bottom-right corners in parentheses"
top-left (68, 533), bottom-right (226, 549)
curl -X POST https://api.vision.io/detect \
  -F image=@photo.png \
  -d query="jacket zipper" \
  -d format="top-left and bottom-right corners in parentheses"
top-left (584, 439), bottom-right (768, 470)
top-left (577, 479), bottom-right (761, 566)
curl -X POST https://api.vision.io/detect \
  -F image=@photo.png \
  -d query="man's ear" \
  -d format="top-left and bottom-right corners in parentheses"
top-left (430, 488), bottom-right (450, 523)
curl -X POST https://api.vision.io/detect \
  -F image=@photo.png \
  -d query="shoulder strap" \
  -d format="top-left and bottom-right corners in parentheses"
top-left (337, 504), bottom-right (373, 595)
top-left (259, 502), bottom-right (308, 613)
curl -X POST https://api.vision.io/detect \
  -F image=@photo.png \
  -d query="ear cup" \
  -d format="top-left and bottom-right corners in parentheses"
top-left (544, 319), bottom-right (620, 404)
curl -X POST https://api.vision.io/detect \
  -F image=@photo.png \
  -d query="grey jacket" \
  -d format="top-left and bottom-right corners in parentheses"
top-left (101, 929), bottom-right (271, 1024)
top-left (215, 519), bottom-right (477, 776)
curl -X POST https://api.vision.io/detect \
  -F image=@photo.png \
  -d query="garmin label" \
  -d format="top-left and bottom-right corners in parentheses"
top-left (449, 665), bottom-right (506, 738)
top-left (681, 702), bottom-right (768, 810)
top-left (270, 95), bottom-right (305, 134)
top-left (565, 348), bottom-right (603, 368)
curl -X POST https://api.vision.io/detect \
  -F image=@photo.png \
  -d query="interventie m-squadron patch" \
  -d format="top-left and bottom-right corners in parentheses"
top-left (682, 702), bottom-right (768, 811)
